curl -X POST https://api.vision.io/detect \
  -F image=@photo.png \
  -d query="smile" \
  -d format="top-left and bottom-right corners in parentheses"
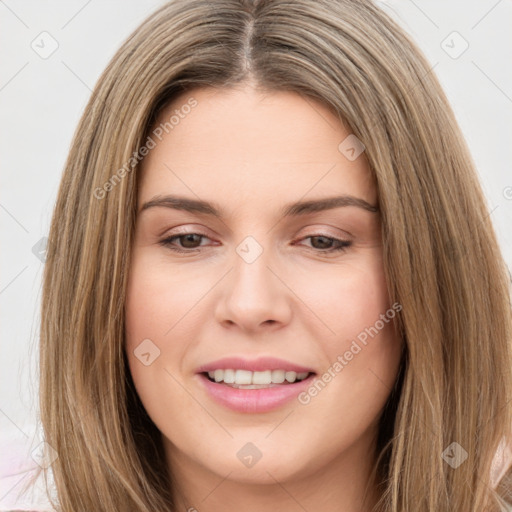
top-left (197, 371), bottom-right (316, 413)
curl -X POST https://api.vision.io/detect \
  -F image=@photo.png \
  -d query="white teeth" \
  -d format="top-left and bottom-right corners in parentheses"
top-left (271, 369), bottom-right (285, 383)
top-left (235, 369), bottom-right (252, 385)
top-left (285, 371), bottom-right (297, 382)
top-left (223, 369), bottom-right (235, 383)
top-left (252, 370), bottom-right (272, 385)
top-left (205, 369), bottom-right (311, 385)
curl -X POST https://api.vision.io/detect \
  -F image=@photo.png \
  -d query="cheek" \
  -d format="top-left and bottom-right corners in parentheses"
top-left (296, 254), bottom-right (401, 406)
top-left (124, 250), bottom-right (210, 345)
top-left (124, 257), bottom-right (200, 441)
top-left (124, 249), bottom-right (218, 406)
top-left (295, 253), bottom-right (392, 342)
top-left (124, 253), bottom-right (180, 408)
top-left (337, 260), bottom-right (400, 381)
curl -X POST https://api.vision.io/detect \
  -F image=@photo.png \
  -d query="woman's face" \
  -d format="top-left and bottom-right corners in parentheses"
top-left (125, 86), bottom-right (402, 495)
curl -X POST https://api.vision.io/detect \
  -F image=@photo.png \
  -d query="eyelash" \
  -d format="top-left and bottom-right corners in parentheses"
top-left (159, 232), bottom-right (352, 254)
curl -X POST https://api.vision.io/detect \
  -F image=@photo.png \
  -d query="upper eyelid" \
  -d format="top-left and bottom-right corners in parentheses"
top-left (161, 224), bottom-right (353, 240)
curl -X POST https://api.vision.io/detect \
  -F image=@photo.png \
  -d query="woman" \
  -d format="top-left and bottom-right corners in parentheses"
top-left (37, 0), bottom-right (512, 510)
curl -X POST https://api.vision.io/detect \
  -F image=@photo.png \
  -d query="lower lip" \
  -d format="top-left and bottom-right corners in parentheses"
top-left (197, 373), bottom-right (315, 413)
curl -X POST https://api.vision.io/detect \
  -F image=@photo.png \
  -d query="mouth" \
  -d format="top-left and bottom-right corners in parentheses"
top-left (197, 368), bottom-right (317, 413)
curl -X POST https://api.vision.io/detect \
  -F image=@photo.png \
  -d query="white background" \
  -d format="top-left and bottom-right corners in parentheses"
top-left (1, 0), bottom-right (511, 509)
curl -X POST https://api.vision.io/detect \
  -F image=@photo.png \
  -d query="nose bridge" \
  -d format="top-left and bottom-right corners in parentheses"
top-left (214, 235), bottom-right (292, 331)
top-left (234, 238), bottom-right (272, 295)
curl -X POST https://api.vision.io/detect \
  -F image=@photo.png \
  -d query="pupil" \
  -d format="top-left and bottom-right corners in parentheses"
top-left (312, 236), bottom-right (332, 249)
top-left (182, 234), bottom-right (200, 248)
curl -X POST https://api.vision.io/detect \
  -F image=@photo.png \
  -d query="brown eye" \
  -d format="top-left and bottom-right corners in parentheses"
top-left (178, 233), bottom-right (203, 248)
top-left (310, 235), bottom-right (335, 250)
top-left (299, 235), bottom-right (352, 253)
top-left (160, 232), bottom-right (212, 252)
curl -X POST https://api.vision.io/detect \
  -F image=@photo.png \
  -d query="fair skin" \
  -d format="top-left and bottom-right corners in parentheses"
top-left (125, 85), bottom-right (403, 512)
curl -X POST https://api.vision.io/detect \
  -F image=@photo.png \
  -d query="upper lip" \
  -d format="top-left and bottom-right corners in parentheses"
top-left (196, 356), bottom-right (315, 374)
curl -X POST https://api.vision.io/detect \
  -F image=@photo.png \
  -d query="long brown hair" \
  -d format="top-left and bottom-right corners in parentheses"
top-left (37, 0), bottom-right (512, 510)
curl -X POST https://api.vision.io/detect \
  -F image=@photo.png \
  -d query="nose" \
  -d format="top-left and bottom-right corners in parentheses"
top-left (214, 245), bottom-right (293, 334)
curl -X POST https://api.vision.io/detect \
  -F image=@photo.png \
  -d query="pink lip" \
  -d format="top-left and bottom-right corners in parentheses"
top-left (196, 356), bottom-right (314, 374)
top-left (197, 373), bottom-right (316, 414)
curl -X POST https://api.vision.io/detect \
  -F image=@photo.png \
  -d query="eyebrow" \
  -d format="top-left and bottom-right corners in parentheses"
top-left (139, 194), bottom-right (378, 217)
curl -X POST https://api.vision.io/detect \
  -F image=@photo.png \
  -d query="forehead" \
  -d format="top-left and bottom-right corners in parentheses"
top-left (139, 86), bottom-right (376, 210)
